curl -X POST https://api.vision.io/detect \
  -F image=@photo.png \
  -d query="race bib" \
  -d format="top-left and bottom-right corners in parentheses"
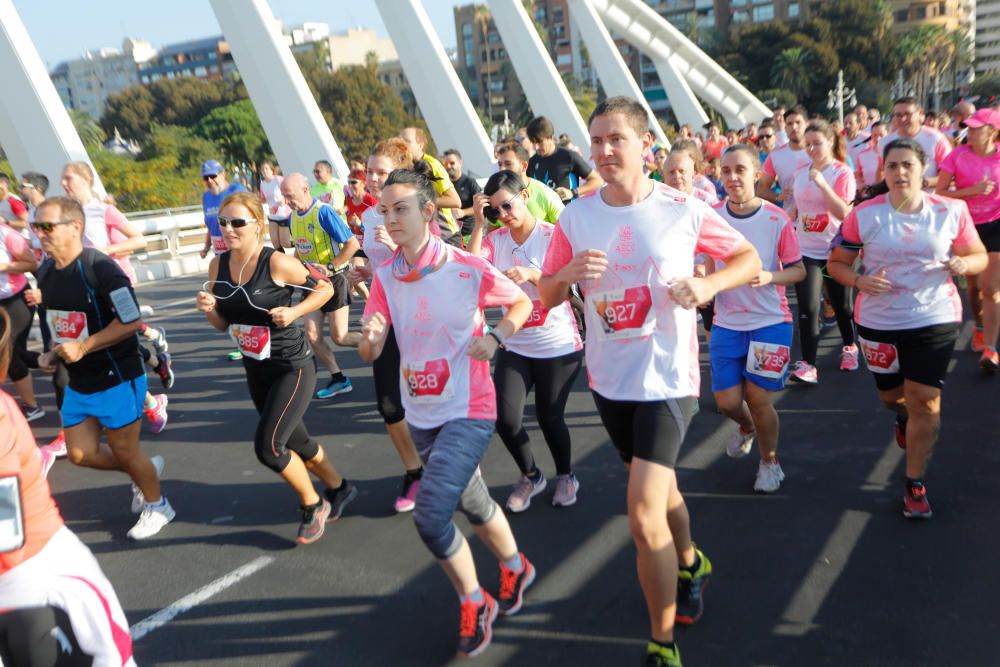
top-left (229, 324), bottom-right (271, 361)
top-left (402, 358), bottom-right (454, 403)
top-left (746, 341), bottom-right (791, 379)
top-left (802, 214), bottom-right (830, 233)
top-left (523, 300), bottom-right (551, 329)
top-left (858, 336), bottom-right (900, 374)
top-left (591, 286), bottom-right (655, 340)
top-left (295, 238), bottom-right (313, 256)
top-left (47, 309), bottom-right (89, 345)
top-left (0, 476), bottom-right (25, 553)
top-left (211, 235), bottom-right (228, 254)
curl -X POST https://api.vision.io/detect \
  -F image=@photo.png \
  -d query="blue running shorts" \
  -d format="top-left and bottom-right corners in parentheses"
top-left (61, 375), bottom-right (147, 430)
top-left (709, 322), bottom-right (793, 392)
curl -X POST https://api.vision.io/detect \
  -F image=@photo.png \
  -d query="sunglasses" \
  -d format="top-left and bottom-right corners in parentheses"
top-left (218, 216), bottom-right (257, 229)
top-left (30, 220), bottom-right (75, 233)
top-left (758, 134), bottom-right (774, 140)
top-left (484, 189), bottom-right (525, 222)
top-left (203, 173), bottom-right (220, 181)
top-left (348, 179), bottom-right (362, 185)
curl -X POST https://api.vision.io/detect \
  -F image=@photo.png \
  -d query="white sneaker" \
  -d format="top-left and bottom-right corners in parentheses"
top-left (726, 427), bottom-right (755, 459)
top-left (127, 498), bottom-right (175, 540)
top-left (131, 455), bottom-right (165, 514)
top-left (753, 460), bottom-right (785, 493)
top-left (506, 473), bottom-right (547, 513)
top-left (551, 474), bottom-right (580, 507)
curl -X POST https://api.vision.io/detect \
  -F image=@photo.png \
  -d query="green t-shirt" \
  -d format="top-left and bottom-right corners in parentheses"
top-left (310, 179), bottom-right (346, 212)
top-left (525, 178), bottom-right (565, 224)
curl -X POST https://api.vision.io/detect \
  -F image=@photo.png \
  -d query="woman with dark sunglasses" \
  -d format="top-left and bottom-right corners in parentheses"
top-left (467, 170), bottom-right (584, 512)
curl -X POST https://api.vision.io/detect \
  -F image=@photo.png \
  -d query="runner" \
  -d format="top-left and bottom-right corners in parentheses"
top-left (671, 139), bottom-right (717, 199)
top-left (33, 196), bottom-right (174, 539)
top-left (0, 172), bottom-right (28, 232)
top-left (200, 159), bottom-right (247, 361)
top-left (344, 166), bottom-right (375, 299)
top-left (712, 145), bottom-right (805, 492)
top-left (878, 97), bottom-right (952, 191)
top-left (827, 138), bottom-right (987, 518)
top-left (466, 170), bottom-right (584, 512)
top-left (259, 160), bottom-right (291, 251)
top-left (788, 120), bottom-right (858, 383)
top-left (196, 191), bottom-right (356, 544)
top-left (280, 172), bottom-right (360, 399)
top-left (702, 123), bottom-right (729, 161)
top-left (310, 160), bottom-right (346, 215)
top-left (855, 121), bottom-right (888, 190)
top-left (399, 127), bottom-right (464, 244)
top-left (936, 107), bottom-right (1000, 371)
top-left (539, 96), bottom-right (761, 667)
top-left (442, 148), bottom-right (482, 237)
top-left (772, 105), bottom-right (789, 147)
top-left (0, 308), bottom-right (136, 666)
top-left (758, 105), bottom-right (811, 207)
top-left (496, 141), bottom-right (566, 224)
top-left (359, 166), bottom-right (536, 659)
top-left (649, 145), bottom-right (668, 182)
top-left (0, 219), bottom-right (40, 421)
top-left (525, 115), bottom-right (603, 203)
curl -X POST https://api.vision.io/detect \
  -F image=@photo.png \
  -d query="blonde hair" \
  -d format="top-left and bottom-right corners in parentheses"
top-left (220, 191), bottom-right (267, 242)
top-left (65, 161), bottom-right (96, 187)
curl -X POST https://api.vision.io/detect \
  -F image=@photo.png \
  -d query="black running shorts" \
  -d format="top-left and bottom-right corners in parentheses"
top-left (591, 392), bottom-right (697, 468)
top-left (856, 322), bottom-right (959, 391)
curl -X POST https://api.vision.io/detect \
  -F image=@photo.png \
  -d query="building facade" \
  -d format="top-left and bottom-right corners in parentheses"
top-left (137, 36), bottom-right (235, 85)
top-left (50, 38), bottom-right (155, 118)
top-left (977, 0), bottom-right (1000, 73)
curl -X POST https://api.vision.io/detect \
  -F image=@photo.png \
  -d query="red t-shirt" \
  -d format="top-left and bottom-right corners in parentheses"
top-left (345, 192), bottom-right (377, 238)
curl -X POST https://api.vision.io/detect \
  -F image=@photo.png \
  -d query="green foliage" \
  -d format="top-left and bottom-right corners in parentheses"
top-left (90, 151), bottom-right (202, 212)
top-left (757, 88), bottom-right (798, 110)
top-left (193, 100), bottom-right (272, 169)
top-left (138, 124), bottom-right (219, 166)
top-left (71, 109), bottom-right (106, 150)
top-left (562, 73), bottom-right (597, 127)
top-left (971, 73), bottom-right (1000, 101)
top-left (770, 47), bottom-right (814, 99)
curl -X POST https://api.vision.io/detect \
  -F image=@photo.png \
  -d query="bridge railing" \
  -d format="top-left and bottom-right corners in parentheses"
top-left (126, 205), bottom-right (207, 261)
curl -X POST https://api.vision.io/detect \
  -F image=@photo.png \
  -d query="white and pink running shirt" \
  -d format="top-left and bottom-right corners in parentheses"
top-left (712, 201), bottom-right (801, 331)
top-left (364, 246), bottom-right (524, 429)
top-left (361, 208), bottom-right (395, 268)
top-left (762, 144), bottom-right (811, 192)
top-left (792, 160), bottom-right (857, 259)
top-left (878, 127), bottom-right (952, 187)
top-left (855, 145), bottom-right (882, 189)
top-left (541, 183), bottom-right (746, 401)
top-left (693, 175), bottom-right (718, 199)
top-left (481, 222), bottom-right (582, 358)
top-left (938, 144), bottom-right (1000, 225)
top-left (0, 224), bottom-right (29, 299)
top-left (259, 176), bottom-right (291, 221)
top-left (841, 193), bottom-right (979, 330)
top-left (81, 200), bottom-right (137, 284)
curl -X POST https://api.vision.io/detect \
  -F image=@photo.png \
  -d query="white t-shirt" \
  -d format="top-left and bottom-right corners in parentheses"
top-left (363, 245), bottom-right (524, 429)
top-left (792, 161), bottom-right (857, 260)
top-left (840, 193), bottom-right (979, 330)
top-left (775, 130), bottom-right (789, 148)
top-left (878, 127), bottom-right (952, 184)
top-left (541, 183), bottom-right (747, 401)
top-left (481, 222), bottom-right (582, 358)
top-left (361, 208), bottom-right (394, 268)
top-left (762, 144), bottom-right (811, 192)
top-left (259, 176), bottom-right (291, 221)
top-left (81, 200), bottom-right (136, 285)
top-left (855, 145), bottom-right (881, 189)
top-left (712, 201), bottom-right (800, 331)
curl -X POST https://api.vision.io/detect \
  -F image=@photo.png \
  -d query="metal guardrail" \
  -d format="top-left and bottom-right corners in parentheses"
top-left (126, 206), bottom-right (207, 260)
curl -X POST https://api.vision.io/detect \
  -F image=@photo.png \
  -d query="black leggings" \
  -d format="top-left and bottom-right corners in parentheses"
top-left (794, 256), bottom-right (854, 364)
top-left (373, 325), bottom-right (405, 425)
top-left (245, 361), bottom-right (320, 473)
top-left (494, 348), bottom-right (583, 476)
top-left (0, 290), bottom-right (35, 383)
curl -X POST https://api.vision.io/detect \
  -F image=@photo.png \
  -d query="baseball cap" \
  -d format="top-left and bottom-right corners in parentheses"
top-left (201, 159), bottom-right (224, 177)
top-left (962, 108), bottom-right (1000, 129)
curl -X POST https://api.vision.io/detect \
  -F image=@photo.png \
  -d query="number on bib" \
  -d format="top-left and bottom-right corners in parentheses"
top-left (802, 214), bottom-right (830, 233)
top-left (746, 341), bottom-right (791, 379)
top-left (591, 286), bottom-right (655, 340)
top-left (402, 358), bottom-right (454, 403)
top-left (858, 336), bottom-right (900, 374)
top-left (47, 309), bottom-right (89, 345)
top-left (523, 300), bottom-right (551, 329)
top-left (229, 324), bottom-right (272, 361)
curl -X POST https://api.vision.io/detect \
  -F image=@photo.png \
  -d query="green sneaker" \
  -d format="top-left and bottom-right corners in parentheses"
top-left (644, 641), bottom-right (682, 666)
top-left (227, 350), bottom-right (243, 361)
top-left (675, 547), bottom-right (712, 625)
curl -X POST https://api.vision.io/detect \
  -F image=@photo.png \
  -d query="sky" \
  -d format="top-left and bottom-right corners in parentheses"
top-left (14, 0), bottom-right (464, 69)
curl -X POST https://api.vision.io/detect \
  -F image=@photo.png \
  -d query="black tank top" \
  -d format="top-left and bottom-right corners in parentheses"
top-left (213, 246), bottom-right (311, 367)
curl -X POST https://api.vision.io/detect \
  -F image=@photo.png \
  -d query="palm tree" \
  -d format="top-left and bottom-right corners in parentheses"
top-left (770, 47), bottom-right (814, 99)
top-left (70, 109), bottom-right (106, 151)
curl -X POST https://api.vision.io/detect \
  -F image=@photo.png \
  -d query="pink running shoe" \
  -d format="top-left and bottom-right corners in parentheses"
top-left (41, 431), bottom-right (67, 459)
top-left (789, 360), bottom-right (819, 384)
top-left (144, 394), bottom-right (169, 434)
top-left (38, 447), bottom-right (57, 479)
top-left (840, 344), bottom-right (859, 371)
top-left (394, 474), bottom-right (420, 513)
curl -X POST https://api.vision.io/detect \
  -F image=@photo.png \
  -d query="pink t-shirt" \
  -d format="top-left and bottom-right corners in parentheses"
top-left (693, 175), bottom-right (717, 199)
top-left (938, 144), bottom-right (1000, 225)
top-left (840, 193), bottom-right (979, 330)
top-left (482, 222), bottom-right (581, 358)
top-left (879, 127), bottom-right (952, 184)
top-left (712, 201), bottom-right (801, 331)
top-left (0, 224), bottom-right (29, 299)
top-left (855, 145), bottom-right (882, 189)
top-left (363, 245), bottom-right (524, 429)
top-left (792, 161), bottom-right (857, 260)
top-left (762, 144), bottom-right (811, 192)
top-left (541, 183), bottom-right (746, 401)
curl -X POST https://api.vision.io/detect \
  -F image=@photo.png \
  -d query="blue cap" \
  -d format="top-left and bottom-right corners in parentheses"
top-left (201, 159), bottom-right (223, 177)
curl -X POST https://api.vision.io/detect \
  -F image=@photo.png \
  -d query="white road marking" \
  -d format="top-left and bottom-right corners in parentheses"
top-left (492, 627), bottom-right (646, 647)
top-left (130, 555), bottom-right (275, 640)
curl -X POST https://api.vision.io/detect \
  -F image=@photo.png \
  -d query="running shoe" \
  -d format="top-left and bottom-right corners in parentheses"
top-left (38, 447), bottom-right (57, 479)
top-left (506, 472), bottom-right (547, 513)
top-left (840, 344), bottom-right (859, 371)
top-left (788, 360), bottom-right (818, 384)
top-left (297, 499), bottom-right (332, 544)
top-left (227, 350), bottom-right (243, 361)
top-left (903, 483), bottom-right (932, 519)
top-left (972, 326), bottom-right (986, 352)
top-left (131, 455), bottom-right (165, 514)
top-left (497, 553), bottom-right (535, 616)
top-left (41, 431), bottom-right (67, 458)
top-left (979, 347), bottom-right (999, 374)
top-left (753, 459), bottom-right (785, 493)
top-left (127, 498), bottom-right (175, 540)
top-left (821, 299), bottom-right (837, 329)
top-left (324, 480), bottom-right (358, 521)
top-left (551, 473), bottom-right (580, 507)
top-left (394, 473), bottom-right (420, 513)
top-left (644, 642), bottom-right (683, 667)
top-left (894, 415), bottom-right (907, 449)
top-left (456, 591), bottom-right (498, 658)
top-left (675, 548), bottom-right (712, 625)
top-left (152, 327), bottom-right (168, 354)
top-left (155, 351), bottom-right (175, 390)
top-left (144, 394), bottom-right (168, 434)
top-left (726, 427), bottom-right (755, 459)
top-left (139, 304), bottom-right (155, 319)
top-left (315, 377), bottom-right (353, 399)
top-left (20, 403), bottom-right (45, 423)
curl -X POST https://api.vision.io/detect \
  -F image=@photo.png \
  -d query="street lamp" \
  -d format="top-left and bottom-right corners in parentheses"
top-left (827, 69), bottom-right (857, 126)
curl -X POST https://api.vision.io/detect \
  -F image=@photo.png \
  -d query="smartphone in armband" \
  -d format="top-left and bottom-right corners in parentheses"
top-left (109, 286), bottom-right (142, 323)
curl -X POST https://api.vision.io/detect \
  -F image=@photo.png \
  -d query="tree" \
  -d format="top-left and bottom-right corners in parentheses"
top-left (138, 124), bottom-right (219, 167)
top-left (71, 109), bottom-right (106, 150)
top-left (757, 88), bottom-right (798, 109)
top-left (970, 73), bottom-right (1000, 102)
top-left (100, 85), bottom-right (156, 140)
top-left (770, 47), bottom-right (814, 100)
top-left (562, 72), bottom-right (596, 126)
top-left (194, 100), bottom-right (272, 171)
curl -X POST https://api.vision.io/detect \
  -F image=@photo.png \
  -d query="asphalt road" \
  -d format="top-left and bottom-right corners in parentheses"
top-left (19, 274), bottom-right (1000, 667)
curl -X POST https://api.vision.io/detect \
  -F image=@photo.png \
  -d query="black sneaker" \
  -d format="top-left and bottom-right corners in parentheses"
top-left (155, 351), bottom-right (175, 390)
top-left (324, 481), bottom-right (358, 521)
top-left (644, 641), bottom-right (682, 666)
top-left (675, 548), bottom-right (712, 625)
top-left (497, 553), bottom-right (536, 616)
top-left (296, 499), bottom-right (331, 544)
top-left (456, 591), bottom-right (498, 658)
top-left (20, 403), bottom-right (45, 423)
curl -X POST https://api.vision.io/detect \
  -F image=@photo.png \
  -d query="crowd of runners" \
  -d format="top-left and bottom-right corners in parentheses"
top-left (1, 92), bottom-right (996, 666)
